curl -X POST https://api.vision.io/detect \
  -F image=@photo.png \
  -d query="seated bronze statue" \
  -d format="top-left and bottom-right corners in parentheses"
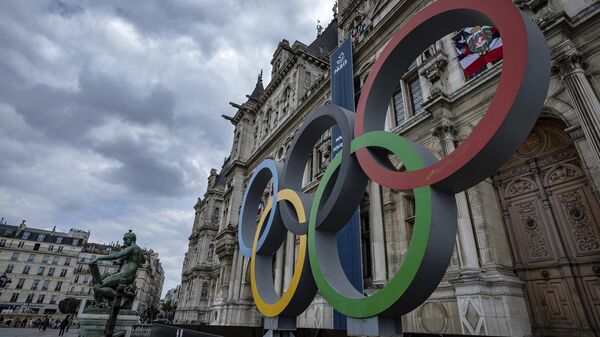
top-left (88, 230), bottom-right (145, 309)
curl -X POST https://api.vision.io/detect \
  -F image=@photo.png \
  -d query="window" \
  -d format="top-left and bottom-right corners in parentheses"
top-left (37, 294), bottom-right (45, 303)
top-left (17, 241), bottom-right (24, 248)
top-left (72, 238), bottom-right (79, 246)
top-left (33, 243), bottom-right (40, 251)
top-left (25, 294), bottom-right (34, 303)
top-left (37, 266), bottom-right (45, 275)
top-left (392, 70), bottom-right (425, 127)
top-left (56, 237), bottom-right (63, 244)
top-left (10, 293), bottom-right (19, 302)
top-left (0, 239), bottom-right (5, 247)
top-left (57, 246), bottom-right (63, 252)
top-left (42, 280), bottom-right (50, 291)
top-left (64, 258), bottom-right (71, 266)
top-left (28, 254), bottom-right (36, 262)
top-left (213, 208), bottom-right (220, 222)
top-left (403, 194), bottom-right (416, 239)
top-left (42, 255), bottom-right (49, 264)
top-left (31, 280), bottom-right (39, 290)
top-left (407, 77), bottom-right (424, 116)
top-left (60, 269), bottom-right (68, 277)
top-left (47, 268), bottom-right (55, 277)
top-left (84, 276), bottom-right (90, 284)
top-left (393, 87), bottom-right (406, 125)
top-left (53, 256), bottom-right (60, 265)
top-left (5, 265), bottom-right (14, 273)
top-left (48, 245), bottom-right (54, 252)
top-left (11, 252), bottom-right (19, 261)
top-left (22, 231), bottom-right (30, 240)
top-left (54, 281), bottom-right (63, 291)
top-left (74, 275), bottom-right (79, 283)
top-left (79, 287), bottom-right (85, 295)
top-left (22, 265), bottom-right (30, 274)
top-left (16, 278), bottom-right (25, 289)
top-left (37, 234), bottom-right (46, 241)
top-left (50, 295), bottom-right (58, 304)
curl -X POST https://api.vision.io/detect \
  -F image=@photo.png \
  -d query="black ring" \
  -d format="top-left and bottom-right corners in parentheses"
top-left (280, 104), bottom-right (368, 233)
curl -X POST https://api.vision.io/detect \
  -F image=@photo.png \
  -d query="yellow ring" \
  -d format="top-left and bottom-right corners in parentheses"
top-left (250, 189), bottom-right (307, 317)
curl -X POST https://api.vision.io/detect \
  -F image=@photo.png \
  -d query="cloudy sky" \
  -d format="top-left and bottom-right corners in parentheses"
top-left (0, 0), bottom-right (334, 296)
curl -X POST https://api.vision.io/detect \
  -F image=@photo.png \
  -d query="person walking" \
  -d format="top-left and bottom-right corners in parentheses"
top-left (58, 316), bottom-right (69, 336)
top-left (66, 314), bottom-right (73, 332)
top-left (42, 315), bottom-right (49, 331)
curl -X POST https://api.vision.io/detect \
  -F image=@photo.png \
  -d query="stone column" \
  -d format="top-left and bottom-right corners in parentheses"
top-left (274, 246), bottom-right (284, 294)
top-left (227, 249), bottom-right (238, 300)
top-left (368, 181), bottom-right (387, 284)
top-left (283, 232), bottom-right (295, 290)
top-left (553, 41), bottom-right (600, 165)
top-left (433, 123), bottom-right (480, 274)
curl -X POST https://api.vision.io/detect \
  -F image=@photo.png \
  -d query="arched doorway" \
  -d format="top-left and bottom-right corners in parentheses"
top-left (493, 118), bottom-right (600, 336)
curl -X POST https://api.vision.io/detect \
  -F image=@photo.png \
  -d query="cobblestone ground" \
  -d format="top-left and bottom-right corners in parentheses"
top-left (0, 327), bottom-right (79, 336)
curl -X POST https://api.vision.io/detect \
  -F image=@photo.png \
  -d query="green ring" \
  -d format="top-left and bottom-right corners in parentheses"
top-left (307, 131), bottom-right (432, 317)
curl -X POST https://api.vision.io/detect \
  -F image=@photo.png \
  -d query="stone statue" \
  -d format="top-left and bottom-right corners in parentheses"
top-left (88, 230), bottom-right (145, 309)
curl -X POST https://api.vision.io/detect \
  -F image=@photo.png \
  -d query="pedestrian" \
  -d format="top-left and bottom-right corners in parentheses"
top-left (58, 316), bottom-right (69, 336)
top-left (22, 318), bottom-right (28, 328)
top-left (66, 314), bottom-right (73, 332)
top-left (14, 317), bottom-right (20, 328)
top-left (42, 315), bottom-right (49, 331)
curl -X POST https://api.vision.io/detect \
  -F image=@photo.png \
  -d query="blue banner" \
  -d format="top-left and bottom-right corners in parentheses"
top-left (330, 37), bottom-right (363, 330)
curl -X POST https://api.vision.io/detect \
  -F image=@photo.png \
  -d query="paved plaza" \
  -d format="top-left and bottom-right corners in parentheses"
top-left (0, 327), bottom-right (79, 336)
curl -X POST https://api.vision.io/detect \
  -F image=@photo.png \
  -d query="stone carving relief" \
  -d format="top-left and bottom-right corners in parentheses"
top-left (419, 301), bottom-right (448, 333)
top-left (458, 297), bottom-right (485, 335)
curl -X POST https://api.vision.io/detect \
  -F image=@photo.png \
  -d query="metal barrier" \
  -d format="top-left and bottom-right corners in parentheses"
top-left (150, 324), bottom-right (222, 337)
top-left (131, 324), bottom-right (153, 337)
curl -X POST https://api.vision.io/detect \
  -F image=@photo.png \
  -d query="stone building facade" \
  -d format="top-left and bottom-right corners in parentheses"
top-left (0, 222), bottom-right (165, 318)
top-left (0, 222), bottom-right (86, 316)
top-left (175, 1), bottom-right (600, 336)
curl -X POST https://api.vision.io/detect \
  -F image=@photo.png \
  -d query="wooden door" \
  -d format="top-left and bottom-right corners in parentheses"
top-left (493, 119), bottom-right (600, 337)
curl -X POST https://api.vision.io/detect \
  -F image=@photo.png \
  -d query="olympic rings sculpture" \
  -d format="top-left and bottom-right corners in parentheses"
top-left (238, 0), bottom-right (550, 329)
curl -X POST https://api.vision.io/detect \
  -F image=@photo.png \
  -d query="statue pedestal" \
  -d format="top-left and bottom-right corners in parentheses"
top-left (79, 308), bottom-right (139, 337)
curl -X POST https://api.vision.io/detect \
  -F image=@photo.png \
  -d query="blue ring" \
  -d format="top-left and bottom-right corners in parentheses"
top-left (238, 159), bottom-right (282, 257)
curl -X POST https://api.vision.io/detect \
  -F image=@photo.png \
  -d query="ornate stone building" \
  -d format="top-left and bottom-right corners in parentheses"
top-left (175, 1), bottom-right (600, 336)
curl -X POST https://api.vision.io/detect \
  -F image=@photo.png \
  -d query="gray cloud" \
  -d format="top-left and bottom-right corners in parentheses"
top-left (0, 0), bottom-right (334, 295)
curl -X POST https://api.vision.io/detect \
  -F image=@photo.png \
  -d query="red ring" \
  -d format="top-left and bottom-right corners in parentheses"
top-left (355, 0), bottom-right (530, 191)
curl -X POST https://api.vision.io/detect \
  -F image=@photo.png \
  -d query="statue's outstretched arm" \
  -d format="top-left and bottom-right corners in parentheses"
top-left (89, 246), bottom-right (132, 264)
